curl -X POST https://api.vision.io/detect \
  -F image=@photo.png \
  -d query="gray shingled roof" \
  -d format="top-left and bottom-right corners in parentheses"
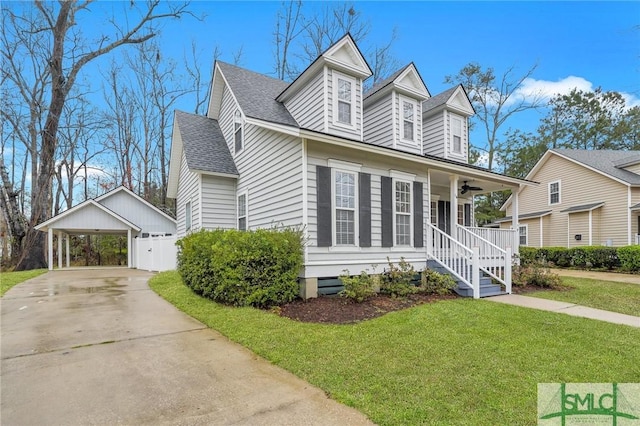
top-left (421, 86), bottom-right (459, 114)
top-left (631, 202), bottom-right (640, 210)
top-left (217, 62), bottom-right (298, 127)
top-left (175, 111), bottom-right (238, 176)
top-left (560, 202), bottom-right (604, 213)
top-left (494, 210), bottom-right (552, 223)
top-left (553, 149), bottom-right (640, 185)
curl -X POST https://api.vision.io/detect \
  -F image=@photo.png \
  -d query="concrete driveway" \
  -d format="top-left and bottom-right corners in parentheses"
top-left (1, 268), bottom-right (373, 425)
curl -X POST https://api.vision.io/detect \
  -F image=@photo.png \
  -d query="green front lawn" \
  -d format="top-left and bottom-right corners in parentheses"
top-left (1, 269), bottom-right (47, 296)
top-left (527, 277), bottom-right (640, 317)
top-left (150, 271), bottom-right (640, 426)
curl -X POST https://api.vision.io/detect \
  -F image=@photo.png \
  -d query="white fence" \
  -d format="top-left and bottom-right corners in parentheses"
top-left (134, 235), bottom-right (177, 272)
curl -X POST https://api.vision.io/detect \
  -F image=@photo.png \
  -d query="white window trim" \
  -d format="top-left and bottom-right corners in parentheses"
top-left (399, 95), bottom-right (418, 145)
top-left (429, 194), bottom-right (440, 225)
top-left (548, 180), bottom-right (561, 205)
top-left (237, 190), bottom-right (248, 230)
top-left (234, 109), bottom-right (244, 154)
top-left (519, 224), bottom-right (528, 246)
top-left (330, 167), bottom-right (360, 250)
top-left (185, 199), bottom-right (192, 232)
top-left (332, 70), bottom-right (357, 131)
top-left (391, 171), bottom-right (415, 248)
top-left (450, 114), bottom-right (464, 155)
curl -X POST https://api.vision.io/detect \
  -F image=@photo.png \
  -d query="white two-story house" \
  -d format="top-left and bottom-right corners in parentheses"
top-left (167, 34), bottom-right (536, 298)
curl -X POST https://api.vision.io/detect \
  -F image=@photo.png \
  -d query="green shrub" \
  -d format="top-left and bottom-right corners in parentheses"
top-left (177, 228), bottom-right (303, 308)
top-left (339, 270), bottom-right (377, 303)
top-left (380, 258), bottom-right (416, 298)
top-left (518, 246), bottom-right (538, 266)
top-left (176, 229), bottom-right (224, 296)
top-left (418, 269), bottom-right (457, 295)
top-left (512, 262), bottom-right (562, 288)
top-left (617, 246), bottom-right (640, 272)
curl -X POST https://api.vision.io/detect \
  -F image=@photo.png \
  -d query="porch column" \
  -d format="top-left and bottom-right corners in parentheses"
top-left (57, 231), bottom-right (62, 269)
top-left (426, 170), bottom-right (432, 254)
top-left (449, 174), bottom-right (458, 235)
top-left (127, 229), bottom-right (133, 268)
top-left (512, 186), bottom-right (519, 252)
top-left (65, 235), bottom-right (70, 268)
top-left (47, 228), bottom-right (53, 271)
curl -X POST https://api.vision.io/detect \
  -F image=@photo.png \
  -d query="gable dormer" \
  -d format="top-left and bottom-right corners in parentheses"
top-left (422, 85), bottom-right (474, 163)
top-left (614, 155), bottom-right (640, 175)
top-left (277, 34), bottom-right (372, 141)
top-left (363, 63), bottom-right (430, 155)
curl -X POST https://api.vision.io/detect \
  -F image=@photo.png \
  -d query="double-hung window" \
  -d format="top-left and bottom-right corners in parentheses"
top-left (395, 180), bottom-right (412, 246)
top-left (401, 97), bottom-right (417, 143)
top-left (430, 201), bottom-right (438, 225)
top-left (451, 115), bottom-right (462, 154)
top-left (333, 72), bottom-right (356, 128)
top-left (334, 170), bottom-right (356, 245)
top-left (234, 110), bottom-right (243, 153)
top-left (237, 192), bottom-right (247, 231)
top-left (549, 181), bottom-right (560, 205)
top-left (519, 225), bottom-right (528, 246)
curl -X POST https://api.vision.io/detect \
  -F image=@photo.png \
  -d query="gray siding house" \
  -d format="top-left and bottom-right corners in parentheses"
top-left (167, 34), bottom-right (536, 298)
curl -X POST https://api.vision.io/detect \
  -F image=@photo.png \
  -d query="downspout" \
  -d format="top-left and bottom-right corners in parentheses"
top-left (302, 138), bottom-right (309, 267)
top-left (629, 186), bottom-right (632, 245)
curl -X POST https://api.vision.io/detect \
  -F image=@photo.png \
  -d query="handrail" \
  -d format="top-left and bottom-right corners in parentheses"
top-left (426, 223), bottom-right (479, 298)
top-left (457, 225), bottom-right (512, 293)
top-left (465, 226), bottom-right (519, 253)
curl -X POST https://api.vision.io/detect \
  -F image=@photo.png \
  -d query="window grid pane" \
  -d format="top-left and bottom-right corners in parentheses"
top-left (338, 101), bottom-right (351, 124)
top-left (549, 182), bottom-right (559, 204)
top-left (395, 181), bottom-right (411, 245)
top-left (335, 171), bottom-right (356, 245)
top-left (336, 210), bottom-right (355, 245)
top-left (403, 102), bottom-right (414, 141)
top-left (395, 181), bottom-right (411, 213)
top-left (396, 214), bottom-right (411, 245)
top-left (519, 226), bottom-right (527, 245)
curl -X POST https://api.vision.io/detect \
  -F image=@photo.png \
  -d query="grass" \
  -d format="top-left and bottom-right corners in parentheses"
top-left (149, 271), bottom-right (640, 426)
top-left (527, 277), bottom-right (640, 317)
top-left (1, 269), bottom-right (47, 296)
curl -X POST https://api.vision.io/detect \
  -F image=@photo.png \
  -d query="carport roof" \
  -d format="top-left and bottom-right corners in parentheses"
top-left (35, 199), bottom-right (141, 234)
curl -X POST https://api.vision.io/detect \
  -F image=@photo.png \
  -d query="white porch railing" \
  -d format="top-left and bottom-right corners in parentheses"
top-left (456, 225), bottom-right (512, 294)
top-left (464, 227), bottom-right (519, 255)
top-left (426, 223), bottom-right (480, 299)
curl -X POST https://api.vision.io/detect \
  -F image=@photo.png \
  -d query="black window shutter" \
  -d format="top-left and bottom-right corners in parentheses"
top-left (316, 166), bottom-right (332, 247)
top-left (359, 172), bottom-right (371, 247)
top-left (413, 182), bottom-right (424, 247)
top-left (381, 176), bottom-right (393, 247)
top-left (464, 203), bottom-right (472, 227)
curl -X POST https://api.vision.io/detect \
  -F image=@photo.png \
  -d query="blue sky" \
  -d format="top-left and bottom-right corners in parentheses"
top-left (153, 1), bottom-right (639, 147)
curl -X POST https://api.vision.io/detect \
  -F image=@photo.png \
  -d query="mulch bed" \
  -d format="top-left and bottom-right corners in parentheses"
top-left (278, 293), bottom-right (458, 324)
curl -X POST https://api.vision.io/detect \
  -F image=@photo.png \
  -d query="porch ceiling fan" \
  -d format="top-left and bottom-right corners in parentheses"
top-left (460, 181), bottom-right (483, 195)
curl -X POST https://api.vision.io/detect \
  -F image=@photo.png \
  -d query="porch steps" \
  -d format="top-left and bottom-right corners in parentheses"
top-left (426, 260), bottom-right (504, 298)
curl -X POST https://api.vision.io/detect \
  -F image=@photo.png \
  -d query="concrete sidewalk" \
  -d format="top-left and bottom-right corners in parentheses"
top-left (487, 294), bottom-right (640, 328)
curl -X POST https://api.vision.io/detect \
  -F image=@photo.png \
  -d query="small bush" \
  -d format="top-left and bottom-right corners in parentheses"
top-left (177, 228), bottom-right (303, 308)
top-left (518, 246), bottom-right (538, 266)
top-left (512, 262), bottom-right (562, 289)
top-left (380, 257), bottom-right (416, 298)
top-left (618, 246), bottom-right (640, 272)
top-left (418, 269), bottom-right (457, 295)
top-left (339, 270), bottom-right (376, 303)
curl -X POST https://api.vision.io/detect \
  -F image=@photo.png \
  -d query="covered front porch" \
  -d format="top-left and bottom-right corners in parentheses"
top-left (425, 168), bottom-right (527, 298)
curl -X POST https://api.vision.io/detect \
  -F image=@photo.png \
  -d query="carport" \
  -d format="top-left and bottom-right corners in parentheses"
top-left (35, 200), bottom-right (141, 270)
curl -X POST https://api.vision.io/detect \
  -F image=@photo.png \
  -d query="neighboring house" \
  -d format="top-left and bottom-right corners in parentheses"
top-left (36, 186), bottom-right (177, 270)
top-left (498, 149), bottom-right (640, 248)
top-left (167, 34), bottom-right (536, 298)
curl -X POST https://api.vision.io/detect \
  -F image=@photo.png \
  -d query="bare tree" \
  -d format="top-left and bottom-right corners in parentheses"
top-left (273, 0), bottom-right (306, 80)
top-left (2, 0), bottom-right (190, 270)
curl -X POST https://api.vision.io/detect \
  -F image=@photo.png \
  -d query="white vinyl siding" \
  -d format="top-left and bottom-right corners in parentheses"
top-left (219, 84), bottom-right (241, 156)
top-left (363, 96), bottom-right (394, 148)
top-left (200, 175), bottom-right (236, 230)
top-left (235, 125), bottom-right (303, 228)
top-left (327, 68), bottom-right (362, 140)
top-left (305, 142), bottom-right (429, 277)
top-left (176, 151), bottom-right (200, 236)
top-left (284, 70), bottom-right (325, 131)
top-left (422, 111), bottom-right (445, 157)
top-left (97, 190), bottom-right (175, 236)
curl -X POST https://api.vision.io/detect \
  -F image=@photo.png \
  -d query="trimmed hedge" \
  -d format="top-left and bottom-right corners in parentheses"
top-left (519, 245), bottom-right (636, 272)
top-left (176, 228), bottom-right (304, 308)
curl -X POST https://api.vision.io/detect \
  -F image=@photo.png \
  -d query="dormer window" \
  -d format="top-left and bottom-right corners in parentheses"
top-left (451, 115), bottom-right (462, 154)
top-left (401, 97), bottom-right (417, 142)
top-left (333, 71), bottom-right (356, 128)
top-left (234, 110), bottom-right (243, 153)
